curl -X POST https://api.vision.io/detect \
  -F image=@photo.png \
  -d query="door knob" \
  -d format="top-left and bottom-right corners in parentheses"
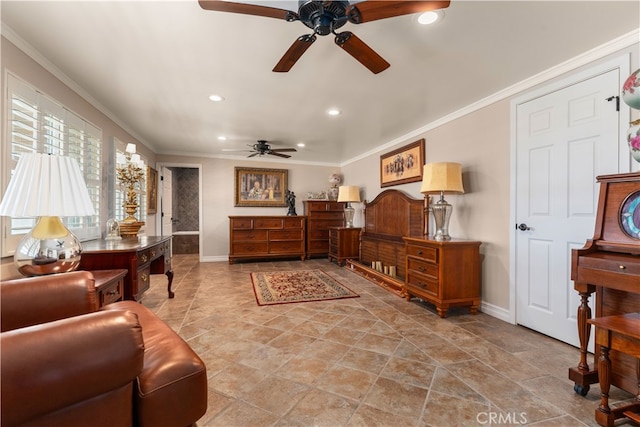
top-left (517, 223), bottom-right (532, 231)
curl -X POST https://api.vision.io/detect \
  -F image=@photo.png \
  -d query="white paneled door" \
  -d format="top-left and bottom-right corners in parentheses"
top-left (515, 68), bottom-right (620, 346)
top-left (161, 167), bottom-right (173, 238)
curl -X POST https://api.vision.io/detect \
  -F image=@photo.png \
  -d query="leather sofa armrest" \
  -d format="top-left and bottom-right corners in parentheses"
top-left (1, 270), bottom-right (99, 332)
top-left (1, 310), bottom-right (145, 427)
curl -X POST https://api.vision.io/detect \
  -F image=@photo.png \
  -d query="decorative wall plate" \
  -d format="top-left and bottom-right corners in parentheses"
top-left (620, 190), bottom-right (640, 239)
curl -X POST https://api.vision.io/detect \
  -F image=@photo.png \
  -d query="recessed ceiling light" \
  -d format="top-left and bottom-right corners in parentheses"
top-left (209, 94), bottom-right (225, 102)
top-left (297, 143), bottom-right (305, 147)
top-left (217, 136), bottom-right (227, 141)
top-left (418, 10), bottom-right (443, 25)
top-left (327, 109), bottom-right (341, 116)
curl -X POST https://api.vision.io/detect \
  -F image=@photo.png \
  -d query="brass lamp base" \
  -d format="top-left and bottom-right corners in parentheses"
top-left (119, 221), bottom-right (145, 238)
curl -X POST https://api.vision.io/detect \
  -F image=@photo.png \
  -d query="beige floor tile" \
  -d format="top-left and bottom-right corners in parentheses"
top-left (141, 255), bottom-right (628, 427)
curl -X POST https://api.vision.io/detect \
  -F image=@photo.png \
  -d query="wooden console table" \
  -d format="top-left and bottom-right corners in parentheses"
top-left (79, 236), bottom-right (173, 302)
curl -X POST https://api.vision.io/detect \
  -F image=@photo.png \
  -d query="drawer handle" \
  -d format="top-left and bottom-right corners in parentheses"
top-left (619, 265), bottom-right (626, 270)
top-left (107, 290), bottom-right (119, 296)
top-left (141, 254), bottom-right (148, 263)
top-left (417, 250), bottom-right (423, 255)
top-left (140, 273), bottom-right (148, 282)
top-left (151, 250), bottom-right (156, 258)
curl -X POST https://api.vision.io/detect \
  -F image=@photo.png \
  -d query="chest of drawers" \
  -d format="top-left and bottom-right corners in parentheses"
top-left (403, 237), bottom-right (481, 318)
top-left (229, 216), bottom-right (306, 263)
top-left (303, 201), bottom-right (345, 258)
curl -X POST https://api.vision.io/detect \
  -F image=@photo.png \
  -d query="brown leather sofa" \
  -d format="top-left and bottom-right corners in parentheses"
top-left (1, 271), bottom-right (207, 427)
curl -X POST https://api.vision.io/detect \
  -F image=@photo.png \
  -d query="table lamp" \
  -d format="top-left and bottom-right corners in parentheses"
top-left (420, 162), bottom-right (464, 241)
top-left (337, 185), bottom-right (361, 228)
top-left (0, 153), bottom-right (96, 276)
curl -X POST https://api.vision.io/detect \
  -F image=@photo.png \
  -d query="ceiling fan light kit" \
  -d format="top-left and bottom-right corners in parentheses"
top-left (199, 0), bottom-right (450, 74)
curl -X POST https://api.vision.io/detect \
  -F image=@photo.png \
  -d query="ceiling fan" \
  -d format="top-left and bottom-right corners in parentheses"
top-left (223, 140), bottom-right (298, 158)
top-left (198, 0), bottom-right (450, 74)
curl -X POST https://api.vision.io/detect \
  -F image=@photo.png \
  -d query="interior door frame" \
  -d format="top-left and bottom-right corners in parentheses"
top-left (508, 54), bottom-right (632, 325)
top-left (155, 162), bottom-right (203, 261)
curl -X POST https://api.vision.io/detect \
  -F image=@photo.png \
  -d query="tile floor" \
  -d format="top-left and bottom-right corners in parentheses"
top-left (142, 255), bottom-right (637, 427)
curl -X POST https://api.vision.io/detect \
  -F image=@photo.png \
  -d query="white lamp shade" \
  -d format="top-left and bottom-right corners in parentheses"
top-left (125, 143), bottom-right (137, 154)
top-left (337, 185), bottom-right (361, 203)
top-left (0, 153), bottom-right (96, 217)
top-left (420, 162), bottom-right (464, 194)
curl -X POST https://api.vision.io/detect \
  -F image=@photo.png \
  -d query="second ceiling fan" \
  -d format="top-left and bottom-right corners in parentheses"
top-left (199, 0), bottom-right (450, 74)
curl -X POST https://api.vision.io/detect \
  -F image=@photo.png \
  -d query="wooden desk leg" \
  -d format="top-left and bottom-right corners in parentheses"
top-left (569, 288), bottom-right (598, 396)
top-left (595, 345), bottom-right (614, 427)
top-left (166, 270), bottom-right (175, 299)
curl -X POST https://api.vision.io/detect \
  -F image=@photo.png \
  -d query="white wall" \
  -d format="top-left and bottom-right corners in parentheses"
top-left (155, 154), bottom-right (339, 261)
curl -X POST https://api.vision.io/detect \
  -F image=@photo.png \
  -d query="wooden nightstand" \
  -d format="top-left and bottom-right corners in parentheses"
top-left (328, 227), bottom-right (361, 266)
top-left (91, 269), bottom-right (127, 307)
top-left (403, 237), bottom-right (481, 317)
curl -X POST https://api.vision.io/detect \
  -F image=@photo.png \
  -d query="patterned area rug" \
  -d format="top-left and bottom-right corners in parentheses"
top-left (251, 270), bottom-right (359, 306)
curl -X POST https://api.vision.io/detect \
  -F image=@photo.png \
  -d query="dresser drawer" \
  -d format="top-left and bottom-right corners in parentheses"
top-left (407, 272), bottom-right (439, 296)
top-left (231, 218), bottom-right (253, 229)
top-left (99, 279), bottom-right (123, 306)
top-left (137, 249), bottom-right (152, 266)
top-left (232, 230), bottom-right (268, 241)
top-left (232, 242), bottom-right (269, 254)
top-left (579, 253), bottom-right (640, 275)
top-left (137, 266), bottom-right (151, 296)
top-left (310, 240), bottom-right (329, 251)
top-left (270, 241), bottom-right (303, 253)
top-left (310, 229), bottom-right (330, 240)
top-left (408, 258), bottom-right (438, 279)
top-left (283, 217), bottom-right (305, 229)
top-left (255, 218), bottom-right (284, 229)
top-left (406, 244), bottom-right (438, 262)
top-left (269, 229), bottom-right (303, 240)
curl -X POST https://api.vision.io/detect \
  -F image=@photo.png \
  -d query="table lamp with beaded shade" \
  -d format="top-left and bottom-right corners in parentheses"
top-left (0, 153), bottom-right (96, 276)
top-left (420, 162), bottom-right (464, 241)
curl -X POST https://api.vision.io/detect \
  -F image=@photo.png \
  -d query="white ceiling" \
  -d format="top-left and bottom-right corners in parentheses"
top-left (2, 1), bottom-right (639, 164)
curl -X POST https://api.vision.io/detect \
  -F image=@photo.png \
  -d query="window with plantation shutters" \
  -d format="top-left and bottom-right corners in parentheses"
top-left (2, 74), bottom-right (102, 256)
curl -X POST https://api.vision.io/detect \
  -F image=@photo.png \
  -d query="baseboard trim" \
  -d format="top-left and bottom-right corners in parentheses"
top-left (199, 255), bottom-right (228, 263)
top-left (479, 301), bottom-right (512, 324)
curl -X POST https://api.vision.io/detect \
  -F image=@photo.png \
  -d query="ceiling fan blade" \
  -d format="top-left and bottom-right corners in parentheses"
top-left (247, 152), bottom-right (260, 158)
top-left (273, 34), bottom-right (317, 72)
top-left (268, 152), bottom-right (292, 158)
top-left (335, 32), bottom-right (390, 74)
top-left (347, 1), bottom-right (450, 24)
top-left (270, 148), bottom-right (297, 153)
top-left (198, 0), bottom-right (296, 20)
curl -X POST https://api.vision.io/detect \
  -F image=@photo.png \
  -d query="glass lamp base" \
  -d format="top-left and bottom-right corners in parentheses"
top-left (14, 216), bottom-right (82, 276)
top-left (344, 206), bottom-right (355, 228)
top-left (432, 198), bottom-right (452, 241)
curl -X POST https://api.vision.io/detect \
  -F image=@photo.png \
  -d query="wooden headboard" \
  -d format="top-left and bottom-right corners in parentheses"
top-left (348, 189), bottom-right (426, 296)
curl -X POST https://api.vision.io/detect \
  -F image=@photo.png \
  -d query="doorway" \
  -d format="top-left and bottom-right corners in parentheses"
top-left (511, 55), bottom-right (630, 347)
top-left (156, 163), bottom-right (203, 258)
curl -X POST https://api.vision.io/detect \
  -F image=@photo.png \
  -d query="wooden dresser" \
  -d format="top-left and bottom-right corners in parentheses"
top-left (79, 236), bottom-right (173, 302)
top-left (229, 216), bottom-right (306, 263)
top-left (403, 237), bottom-right (481, 318)
top-left (569, 172), bottom-right (640, 398)
top-left (303, 200), bottom-right (345, 258)
top-left (328, 227), bottom-right (361, 266)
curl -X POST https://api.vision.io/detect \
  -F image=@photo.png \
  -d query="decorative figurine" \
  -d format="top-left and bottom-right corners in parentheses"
top-left (286, 190), bottom-right (297, 216)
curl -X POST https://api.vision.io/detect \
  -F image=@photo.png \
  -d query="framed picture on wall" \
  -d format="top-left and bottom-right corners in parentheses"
top-left (380, 138), bottom-right (425, 187)
top-left (147, 166), bottom-right (158, 214)
top-left (235, 167), bottom-right (288, 207)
